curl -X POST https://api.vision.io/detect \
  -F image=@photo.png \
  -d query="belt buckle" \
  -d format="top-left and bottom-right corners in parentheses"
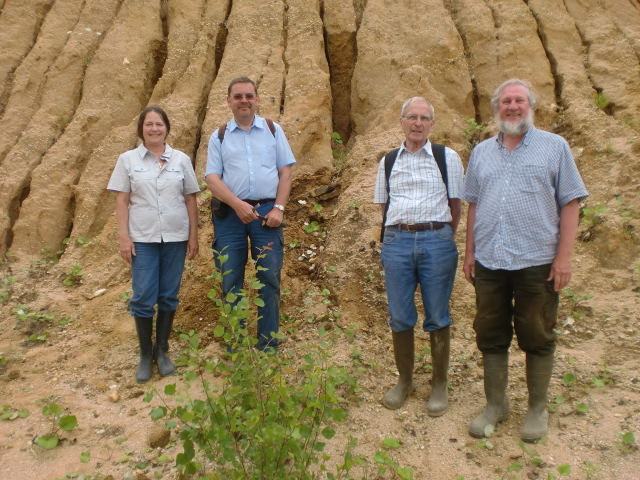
top-left (406, 223), bottom-right (418, 232)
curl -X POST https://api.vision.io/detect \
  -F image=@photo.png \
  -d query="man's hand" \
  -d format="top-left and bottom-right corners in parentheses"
top-left (264, 207), bottom-right (284, 227)
top-left (234, 201), bottom-right (260, 223)
top-left (463, 252), bottom-right (476, 285)
top-left (548, 255), bottom-right (572, 292)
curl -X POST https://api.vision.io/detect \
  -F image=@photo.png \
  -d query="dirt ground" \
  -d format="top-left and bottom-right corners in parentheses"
top-left (1, 188), bottom-right (639, 480)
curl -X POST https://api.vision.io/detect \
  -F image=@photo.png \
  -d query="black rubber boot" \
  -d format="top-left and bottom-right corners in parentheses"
top-left (134, 316), bottom-right (153, 383)
top-left (469, 353), bottom-right (510, 438)
top-left (382, 329), bottom-right (415, 410)
top-left (521, 353), bottom-right (554, 443)
top-left (154, 310), bottom-right (176, 376)
top-left (427, 326), bottom-right (450, 417)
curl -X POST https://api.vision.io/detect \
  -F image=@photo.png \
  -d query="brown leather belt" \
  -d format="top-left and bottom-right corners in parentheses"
top-left (390, 222), bottom-right (448, 232)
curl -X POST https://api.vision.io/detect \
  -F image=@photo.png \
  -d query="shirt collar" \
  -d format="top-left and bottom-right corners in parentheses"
top-left (136, 142), bottom-right (172, 161)
top-left (228, 114), bottom-right (267, 133)
top-left (400, 139), bottom-right (433, 157)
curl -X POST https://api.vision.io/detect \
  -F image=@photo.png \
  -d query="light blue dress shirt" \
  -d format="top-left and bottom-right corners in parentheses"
top-left (205, 115), bottom-right (296, 200)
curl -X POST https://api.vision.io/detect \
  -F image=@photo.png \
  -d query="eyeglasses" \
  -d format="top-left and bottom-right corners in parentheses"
top-left (403, 114), bottom-right (433, 122)
top-left (231, 93), bottom-right (255, 100)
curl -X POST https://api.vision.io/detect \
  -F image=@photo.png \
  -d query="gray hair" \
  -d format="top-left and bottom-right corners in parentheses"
top-left (490, 79), bottom-right (539, 113)
top-left (401, 97), bottom-right (435, 119)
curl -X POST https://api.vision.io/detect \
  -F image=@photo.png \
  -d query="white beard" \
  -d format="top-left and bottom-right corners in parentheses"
top-left (497, 111), bottom-right (534, 136)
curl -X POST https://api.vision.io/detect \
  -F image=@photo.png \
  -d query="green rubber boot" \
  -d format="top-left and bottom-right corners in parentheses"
top-left (469, 353), bottom-right (510, 438)
top-left (427, 326), bottom-right (450, 417)
top-left (154, 310), bottom-right (176, 377)
top-left (521, 353), bottom-right (554, 443)
top-left (382, 329), bottom-right (415, 410)
top-left (134, 316), bottom-right (153, 383)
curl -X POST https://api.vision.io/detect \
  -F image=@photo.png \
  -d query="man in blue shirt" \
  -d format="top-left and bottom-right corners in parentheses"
top-left (205, 77), bottom-right (296, 351)
top-left (374, 97), bottom-right (464, 416)
top-left (462, 79), bottom-right (588, 442)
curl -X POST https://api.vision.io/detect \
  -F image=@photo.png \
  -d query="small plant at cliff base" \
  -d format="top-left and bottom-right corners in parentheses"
top-left (580, 204), bottom-right (607, 229)
top-left (146, 251), bottom-right (411, 479)
top-left (463, 118), bottom-right (486, 149)
top-left (580, 460), bottom-right (602, 478)
top-left (1, 275), bottom-right (16, 302)
top-left (63, 261), bottom-right (84, 286)
top-left (563, 288), bottom-right (593, 319)
top-left (12, 305), bottom-right (56, 342)
top-left (515, 442), bottom-right (571, 479)
top-left (595, 91), bottom-right (609, 110)
top-left (0, 404), bottom-right (30, 420)
top-left (331, 132), bottom-right (347, 175)
top-left (34, 402), bottom-right (78, 449)
top-left (76, 236), bottom-right (94, 248)
top-left (616, 431), bottom-right (637, 453)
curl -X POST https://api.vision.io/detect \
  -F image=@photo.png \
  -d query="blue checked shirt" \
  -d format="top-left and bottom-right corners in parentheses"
top-left (205, 115), bottom-right (295, 200)
top-left (463, 126), bottom-right (588, 270)
top-left (374, 141), bottom-right (464, 225)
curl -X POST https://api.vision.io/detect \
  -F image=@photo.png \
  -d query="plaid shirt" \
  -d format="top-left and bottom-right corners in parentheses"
top-left (463, 126), bottom-right (588, 270)
top-left (374, 141), bottom-right (464, 225)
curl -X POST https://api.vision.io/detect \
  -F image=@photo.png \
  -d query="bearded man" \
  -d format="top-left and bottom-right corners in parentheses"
top-left (462, 79), bottom-right (588, 442)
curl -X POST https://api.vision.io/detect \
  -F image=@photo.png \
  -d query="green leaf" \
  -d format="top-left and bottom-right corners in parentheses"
top-left (35, 435), bottom-right (59, 449)
top-left (575, 402), bottom-right (589, 414)
top-left (508, 462), bottom-right (523, 472)
top-left (42, 403), bottom-right (63, 417)
top-left (214, 325), bottom-right (225, 337)
top-left (382, 438), bottom-right (401, 449)
top-left (621, 431), bottom-right (635, 445)
top-left (397, 466), bottom-right (414, 480)
top-left (150, 407), bottom-right (167, 420)
top-left (80, 451), bottom-right (91, 463)
top-left (59, 415), bottom-right (78, 431)
top-left (164, 384), bottom-right (176, 395)
top-left (557, 464), bottom-right (571, 475)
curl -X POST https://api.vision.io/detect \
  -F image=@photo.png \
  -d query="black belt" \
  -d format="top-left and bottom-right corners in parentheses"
top-left (390, 222), bottom-right (449, 232)
top-left (242, 198), bottom-right (275, 206)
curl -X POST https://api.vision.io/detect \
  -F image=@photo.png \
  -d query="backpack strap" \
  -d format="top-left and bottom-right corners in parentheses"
top-left (217, 118), bottom-right (276, 143)
top-left (379, 143), bottom-right (449, 243)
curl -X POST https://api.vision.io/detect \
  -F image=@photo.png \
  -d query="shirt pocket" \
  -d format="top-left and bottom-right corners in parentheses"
top-left (131, 165), bottom-right (154, 182)
top-left (515, 165), bottom-right (547, 193)
top-left (161, 166), bottom-right (185, 195)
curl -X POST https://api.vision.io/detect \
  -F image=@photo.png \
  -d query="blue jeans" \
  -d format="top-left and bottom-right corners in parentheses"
top-left (212, 201), bottom-right (284, 350)
top-left (130, 241), bottom-right (187, 318)
top-left (473, 262), bottom-right (558, 355)
top-left (381, 225), bottom-right (458, 332)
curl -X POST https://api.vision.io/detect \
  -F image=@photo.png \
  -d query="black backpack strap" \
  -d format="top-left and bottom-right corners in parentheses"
top-left (380, 148), bottom-right (400, 242)
top-left (218, 118), bottom-right (275, 143)
top-left (431, 143), bottom-right (448, 196)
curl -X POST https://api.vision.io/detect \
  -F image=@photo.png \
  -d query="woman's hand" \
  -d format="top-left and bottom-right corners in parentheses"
top-left (119, 237), bottom-right (135, 264)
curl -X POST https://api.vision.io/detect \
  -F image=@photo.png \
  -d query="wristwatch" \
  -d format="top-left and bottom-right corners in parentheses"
top-left (274, 204), bottom-right (285, 212)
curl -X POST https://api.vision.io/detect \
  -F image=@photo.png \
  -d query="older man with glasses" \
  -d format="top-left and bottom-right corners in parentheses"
top-left (374, 96), bottom-right (464, 416)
